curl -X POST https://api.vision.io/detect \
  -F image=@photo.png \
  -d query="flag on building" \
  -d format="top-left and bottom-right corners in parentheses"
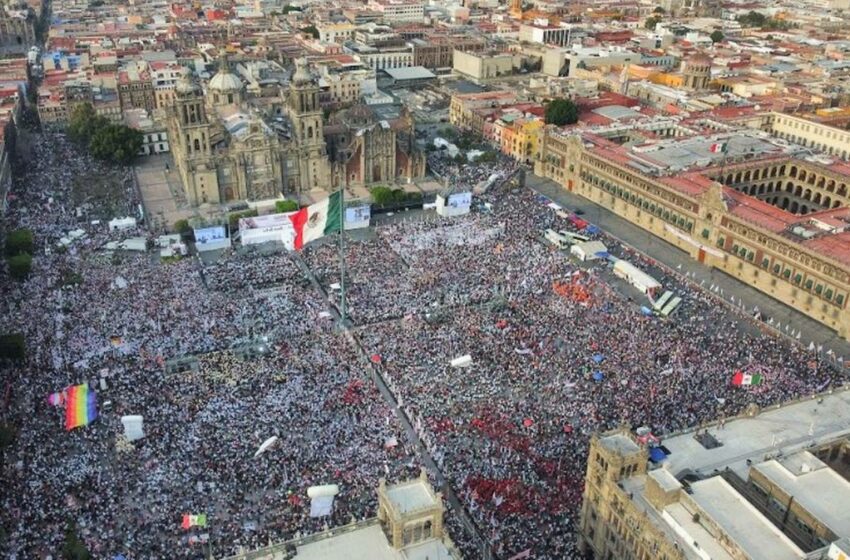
top-left (181, 514), bottom-right (207, 529)
top-left (731, 370), bottom-right (763, 386)
top-left (65, 383), bottom-right (98, 430)
top-left (709, 142), bottom-right (727, 154)
top-left (289, 191), bottom-right (342, 250)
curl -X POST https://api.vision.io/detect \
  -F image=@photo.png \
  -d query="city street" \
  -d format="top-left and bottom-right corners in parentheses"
top-left (525, 172), bottom-right (850, 364)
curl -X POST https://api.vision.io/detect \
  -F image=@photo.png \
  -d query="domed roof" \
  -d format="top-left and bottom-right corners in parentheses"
top-left (175, 67), bottom-right (200, 95)
top-left (208, 55), bottom-right (243, 94)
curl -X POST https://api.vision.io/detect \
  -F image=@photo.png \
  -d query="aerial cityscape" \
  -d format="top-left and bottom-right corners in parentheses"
top-left (1, 0), bottom-right (850, 558)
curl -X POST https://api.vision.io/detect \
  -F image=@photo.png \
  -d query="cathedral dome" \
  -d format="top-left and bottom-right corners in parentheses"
top-left (209, 69), bottom-right (243, 93)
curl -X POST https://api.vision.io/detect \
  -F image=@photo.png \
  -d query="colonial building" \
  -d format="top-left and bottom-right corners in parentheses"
top-left (580, 389), bottom-right (850, 560)
top-left (166, 57), bottom-right (424, 206)
top-left (0, 0), bottom-right (35, 49)
top-left (537, 117), bottom-right (850, 339)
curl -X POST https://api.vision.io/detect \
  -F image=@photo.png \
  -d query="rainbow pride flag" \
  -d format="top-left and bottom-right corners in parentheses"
top-left (65, 383), bottom-right (98, 430)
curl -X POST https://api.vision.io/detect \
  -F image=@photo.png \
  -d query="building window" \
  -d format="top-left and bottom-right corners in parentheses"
top-left (805, 279), bottom-right (814, 290)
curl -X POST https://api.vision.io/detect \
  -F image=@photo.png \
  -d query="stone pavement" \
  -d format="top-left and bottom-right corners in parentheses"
top-left (134, 154), bottom-right (197, 232)
top-left (525, 172), bottom-right (850, 366)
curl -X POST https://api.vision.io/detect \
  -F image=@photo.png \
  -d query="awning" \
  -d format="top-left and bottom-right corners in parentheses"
top-left (649, 447), bottom-right (667, 463)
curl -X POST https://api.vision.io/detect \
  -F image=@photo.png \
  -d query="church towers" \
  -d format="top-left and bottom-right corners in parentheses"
top-left (288, 58), bottom-right (329, 191)
top-left (168, 68), bottom-right (219, 205)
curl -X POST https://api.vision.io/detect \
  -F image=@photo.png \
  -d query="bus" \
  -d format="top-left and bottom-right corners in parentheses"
top-left (544, 229), bottom-right (570, 249)
top-left (559, 231), bottom-right (590, 244)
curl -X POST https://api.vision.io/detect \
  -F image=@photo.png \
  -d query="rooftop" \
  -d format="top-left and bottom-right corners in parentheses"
top-left (754, 452), bottom-right (850, 536)
top-left (688, 477), bottom-right (805, 560)
top-left (385, 479), bottom-right (437, 515)
top-left (662, 389), bottom-right (850, 479)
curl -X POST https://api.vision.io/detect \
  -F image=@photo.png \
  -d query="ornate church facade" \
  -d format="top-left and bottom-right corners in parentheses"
top-left (166, 58), bottom-right (424, 207)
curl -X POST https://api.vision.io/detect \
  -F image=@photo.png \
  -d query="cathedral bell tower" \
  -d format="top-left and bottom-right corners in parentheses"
top-left (169, 68), bottom-right (219, 205)
top-left (288, 58), bottom-right (328, 191)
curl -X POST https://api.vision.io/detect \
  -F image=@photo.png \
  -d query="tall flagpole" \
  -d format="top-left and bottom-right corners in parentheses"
top-left (339, 186), bottom-right (346, 327)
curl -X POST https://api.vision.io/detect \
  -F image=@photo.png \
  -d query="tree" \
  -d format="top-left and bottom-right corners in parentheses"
top-left (370, 186), bottom-right (394, 205)
top-left (0, 333), bottom-right (25, 362)
top-left (736, 10), bottom-right (766, 27)
top-left (68, 103), bottom-right (107, 145)
top-left (0, 423), bottom-right (17, 449)
top-left (644, 15), bottom-right (661, 30)
top-left (62, 523), bottom-right (91, 560)
top-left (281, 4), bottom-right (301, 13)
top-left (653, 6), bottom-right (665, 13)
top-left (544, 98), bottom-right (579, 126)
top-left (301, 25), bottom-right (319, 39)
top-left (5, 228), bottom-right (33, 256)
top-left (173, 219), bottom-right (192, 235)
top-left (275, 199), bottom-right (299, 213)
top-left (8, 253), bottom-right (32, 280)
top-left (89, 124), bottom-right (143, 165)
top-left (710, 30), bottom-right (724, 43)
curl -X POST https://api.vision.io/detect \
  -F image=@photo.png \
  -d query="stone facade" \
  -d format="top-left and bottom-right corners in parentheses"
top-left (536, 130), bottom-right (850, 339)
top-left (166, 57), bottom-right (425, 206)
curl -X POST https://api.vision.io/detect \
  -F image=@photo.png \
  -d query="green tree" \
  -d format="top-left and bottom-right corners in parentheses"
top-left (644, 15), bottom-right (661, 29)
top-left (653, 6), bottom-right (665, 13)
top-left (0, 423), bottom-right (17, 449)
top-left (391, 189), bottom-right (408, 202)
top-left (62, 523), bottom-right (90, 560)
top-left (544, 98), bottom-right (579, 126)
top-left (301, 25), bottom-right (319, 39)
top-left (68, 103), bottom-right (107, 145)
top-left (89, 124), bottom-right (143, 165)
top-left (228, 209), bottom-right (258, 229)
top-left (370, 186), bottom-right (394, 205)
top-left (8, 253), bottom-right (32, 281)
top-left (710, 30), bottom-right (724, 43)
top-left (0, 333), bottom-right (25, 362)
top-left (173, 219), bottom-right (192, 235)
top-left (275, 199), bottom-right (299, 213)
top-left (281, 4), bottom-right (301, 12)
top-left (736, 10), bottom-right (766, 27)
top-left (5, 228), bottom-right (33, 256)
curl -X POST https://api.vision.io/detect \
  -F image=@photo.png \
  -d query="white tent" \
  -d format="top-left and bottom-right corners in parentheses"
top-left (450, 354), bottom-right (472, 368)
top-left (109, 217), bottom-right (137, 231)
top-left (307, 484), bottom-right (339, 518)
top-left (570, 240), bottom-right (608, 262)
top-left (121, 415), bottom-right (145, 441)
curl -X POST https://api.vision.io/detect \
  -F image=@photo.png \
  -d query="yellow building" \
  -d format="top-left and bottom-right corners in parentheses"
top-left (537, 120), bottom-right (850, 339)
top-left (581, 389), bottom-right (850, 560)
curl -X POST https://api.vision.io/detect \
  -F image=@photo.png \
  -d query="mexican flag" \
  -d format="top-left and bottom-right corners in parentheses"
top-left (731, 370), bottom-right (763, 386)
top-left (289, 191), bottom-right (342, 250)
top-left (181, 513), bottom-right (207, 529)
top-left (709, 142), bottom-right (727, 154)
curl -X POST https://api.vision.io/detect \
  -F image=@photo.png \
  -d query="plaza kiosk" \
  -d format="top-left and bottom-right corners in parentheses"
top-left (435, 191), bottom-right (472, 218)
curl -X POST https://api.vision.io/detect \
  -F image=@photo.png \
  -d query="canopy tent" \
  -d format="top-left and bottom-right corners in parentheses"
top-left (450, 354), bottom-right (473, 368)
top-left (121, 415), bottom-right (145, 441)
top-left (570, 240), bottom-right (608, 262)
top-left (592, 354), bottom-right (605, 364)
top-left (649, 447), bottom-right (667, 462)
top-left (307, 485), bottom-right (339, 518)
top-left (592, 371), bottom-right (604, 382)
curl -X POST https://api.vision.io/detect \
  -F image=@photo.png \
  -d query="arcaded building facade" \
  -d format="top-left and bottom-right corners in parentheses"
top-left (537, 116), bottom-right (850, 339)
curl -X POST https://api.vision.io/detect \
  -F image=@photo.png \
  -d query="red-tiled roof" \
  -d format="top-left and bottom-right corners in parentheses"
top-left (724, 189), bottom-right (798, 233)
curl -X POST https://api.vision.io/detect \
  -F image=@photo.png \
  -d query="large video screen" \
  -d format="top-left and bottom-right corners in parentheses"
top-left (448, 192), bottom-right (472, 208)
top-left (194, 226), bottom-right (227, 245)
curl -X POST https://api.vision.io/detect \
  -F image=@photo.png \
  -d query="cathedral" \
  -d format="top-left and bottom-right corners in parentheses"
top-left (166, 57), bottom-right (425, 207)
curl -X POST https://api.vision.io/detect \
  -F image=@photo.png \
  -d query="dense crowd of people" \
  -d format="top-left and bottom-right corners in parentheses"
top-left (0, 131), bottom-right (840, 560)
